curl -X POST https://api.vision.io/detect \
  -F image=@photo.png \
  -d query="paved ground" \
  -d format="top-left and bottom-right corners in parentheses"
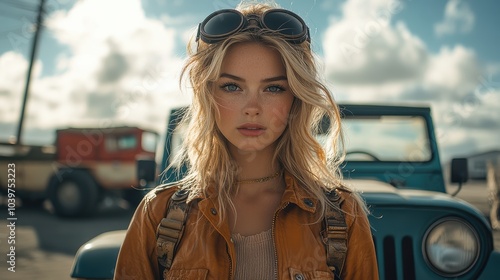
top-left (0, 181), bottom-right (499, 279)
top-left (0, 198), bottom-right (134, 279)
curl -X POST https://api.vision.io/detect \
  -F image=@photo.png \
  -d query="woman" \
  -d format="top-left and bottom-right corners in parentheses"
top-left (115, 2), bottom-right (378, 279)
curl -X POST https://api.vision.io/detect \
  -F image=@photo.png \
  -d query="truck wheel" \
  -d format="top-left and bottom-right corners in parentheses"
top-left (48, 170), bottom-right (100, 217)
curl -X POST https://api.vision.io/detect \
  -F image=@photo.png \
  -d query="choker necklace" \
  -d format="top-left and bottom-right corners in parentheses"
top-left (236, 171), bottom-right (281, 184)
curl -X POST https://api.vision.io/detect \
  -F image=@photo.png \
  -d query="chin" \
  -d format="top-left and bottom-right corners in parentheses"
top-left (234, 145), bottom-right (265, 154)
top-left (233, 141), bottom-right (276, 155)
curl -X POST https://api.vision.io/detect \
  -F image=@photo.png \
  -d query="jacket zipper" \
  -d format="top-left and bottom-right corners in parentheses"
top-left (272, 201), bottom-right (289, 280)
top-left (226, 243), bottom-right (233, 280)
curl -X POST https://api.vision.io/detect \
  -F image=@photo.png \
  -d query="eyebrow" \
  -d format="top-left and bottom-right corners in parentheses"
top-left (219, 73), bottom-right (288, 83)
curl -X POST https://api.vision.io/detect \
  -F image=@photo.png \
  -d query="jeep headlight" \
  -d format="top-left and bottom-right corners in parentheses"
top-left (423, 218), bottom-right (479, 276)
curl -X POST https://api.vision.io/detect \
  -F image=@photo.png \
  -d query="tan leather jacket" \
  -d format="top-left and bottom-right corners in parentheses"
top-left (115, 174), bottom-right (379, 280)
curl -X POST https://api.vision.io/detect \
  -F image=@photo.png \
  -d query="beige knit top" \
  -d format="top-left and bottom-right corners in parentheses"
top-left (231, 229), bottom-right (276, 280)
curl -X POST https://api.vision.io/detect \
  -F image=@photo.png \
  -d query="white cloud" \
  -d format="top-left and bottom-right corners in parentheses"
top-left (434, 0), bottom-right (475, 37)
top-left (322, 0), bottom-right (483, 101)
top-left (0, 51), bottom-right (42, 124)
top-left (1, 0), bottom-right (191, 144)
top-left (322, 0), bottom-right (429, 101)
top-left (324, 21), bottom-right (428, 95)
top-left (423, 45), bottom-right (481, 96)
top-left (0, 52), bottom-right (26, 125)
top-left (321, 0), bottom-right (498, 160)
top-left (434, 92), bottom-right (500, 161)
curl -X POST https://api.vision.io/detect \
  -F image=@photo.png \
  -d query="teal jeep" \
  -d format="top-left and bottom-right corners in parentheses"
top-left (71, 104), bottom-right (500, 279)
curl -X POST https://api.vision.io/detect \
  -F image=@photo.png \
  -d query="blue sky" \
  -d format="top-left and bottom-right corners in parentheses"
top-left (0, 0), bottom-right (499, 162)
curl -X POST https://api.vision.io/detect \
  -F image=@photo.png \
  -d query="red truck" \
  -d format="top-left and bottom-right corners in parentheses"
top-left (0, 126), bottom-right (157, 217)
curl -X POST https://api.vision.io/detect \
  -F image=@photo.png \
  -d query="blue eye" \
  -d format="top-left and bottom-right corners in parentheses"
top-left (220, 83), bottom-right (240, 92)
top-left (267, 85), bottom-right (285, 93)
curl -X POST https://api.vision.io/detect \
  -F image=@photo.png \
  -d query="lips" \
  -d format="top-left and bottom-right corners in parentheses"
top-left (237, 123), bottom-right (266, 137)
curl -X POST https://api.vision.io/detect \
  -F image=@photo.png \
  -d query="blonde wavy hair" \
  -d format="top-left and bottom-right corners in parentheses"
top-left (173, 2), bottom-right (361, 222)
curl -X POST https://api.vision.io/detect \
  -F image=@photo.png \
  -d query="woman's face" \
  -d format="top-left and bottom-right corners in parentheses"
top-left (214, 42), bottom-right (295, 156)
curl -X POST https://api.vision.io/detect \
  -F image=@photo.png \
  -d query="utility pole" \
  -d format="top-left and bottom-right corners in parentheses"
top-left (15, 0), bottom-right (46, 144)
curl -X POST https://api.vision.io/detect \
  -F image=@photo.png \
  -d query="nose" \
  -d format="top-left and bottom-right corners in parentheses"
top-left (243, 93), bottom-right (261, 116)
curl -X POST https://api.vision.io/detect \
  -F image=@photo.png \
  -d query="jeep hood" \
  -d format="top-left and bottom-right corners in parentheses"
top-left (346, 179), bottom-right (485, 218)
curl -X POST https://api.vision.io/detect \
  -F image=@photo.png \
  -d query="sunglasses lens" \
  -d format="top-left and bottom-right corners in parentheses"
top-left (203, 11), bottom-right (243, 37)
top-left (263, 11), bottom-right (304, 36)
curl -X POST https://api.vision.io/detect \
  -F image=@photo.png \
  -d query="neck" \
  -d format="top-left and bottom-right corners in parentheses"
top-left (230, 145), bottom-right (281, 182)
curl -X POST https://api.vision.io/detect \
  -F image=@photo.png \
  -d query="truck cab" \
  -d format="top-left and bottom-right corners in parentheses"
top-left (70, 104), bottom-right (500, 279)
top-left (0, 126), bottom-right (158, 217)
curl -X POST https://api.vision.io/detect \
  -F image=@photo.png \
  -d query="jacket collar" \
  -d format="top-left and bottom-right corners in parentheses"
top-left (281, 171), bottom-right (318, 213)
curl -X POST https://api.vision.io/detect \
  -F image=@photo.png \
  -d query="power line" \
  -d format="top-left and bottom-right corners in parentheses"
top-left (0, 6), bottom-right (35, 20)
top-left (0, 0), bottom-right (39, 13)
top-left (0, 0), bottom-right (41, 45)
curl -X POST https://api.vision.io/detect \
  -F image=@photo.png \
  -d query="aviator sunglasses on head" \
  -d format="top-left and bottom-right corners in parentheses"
top-left (196, 8), bottom-right (310, 45)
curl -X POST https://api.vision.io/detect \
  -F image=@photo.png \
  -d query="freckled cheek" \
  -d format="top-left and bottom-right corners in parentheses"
top-left (267, 102), bottom-right (293, 134)
top-left (215, 97), bottom-right (238, 119)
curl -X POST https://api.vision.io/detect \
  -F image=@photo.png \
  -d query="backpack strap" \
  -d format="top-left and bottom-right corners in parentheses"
top-left (156, 189), bottom-right (190, 278)
top-left (324, 189), bottom-right (348, 279)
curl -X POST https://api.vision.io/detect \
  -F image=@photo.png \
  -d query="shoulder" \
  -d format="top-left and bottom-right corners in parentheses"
top-left (139, 183), bottom-right (181, 218)
top-left (147, 182), bottom-right (180, 199)
top-left (334, 186), bottom-right (352, 204)
top-left (334, 186), bottom-right (368, 218)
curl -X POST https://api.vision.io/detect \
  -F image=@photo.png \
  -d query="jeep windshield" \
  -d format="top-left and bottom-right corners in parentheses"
top-left (318, 115), bottom-right (432, 162)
